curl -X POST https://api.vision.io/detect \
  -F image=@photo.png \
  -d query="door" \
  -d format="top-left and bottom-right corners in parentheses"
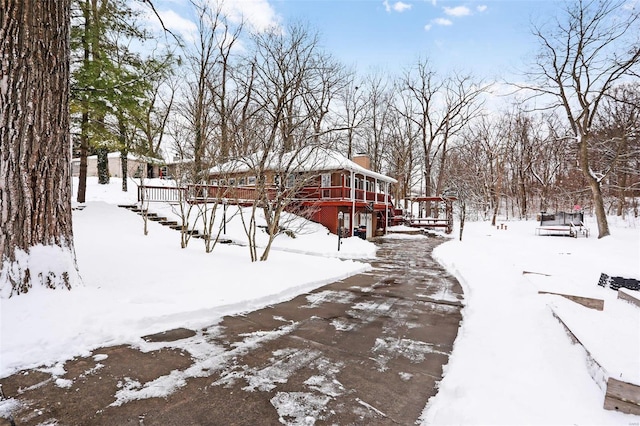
top-left (359, 212), bottom-right (373, 239)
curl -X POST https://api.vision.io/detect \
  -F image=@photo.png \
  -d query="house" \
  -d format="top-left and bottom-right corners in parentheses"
top-left (205, 148), bottom-right (398, 238)
top-left (71, 151), bottom-right (164, 179)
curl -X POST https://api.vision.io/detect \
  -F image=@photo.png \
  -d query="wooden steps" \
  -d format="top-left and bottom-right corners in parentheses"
top-left (116, 204), bottom-right (235, 248)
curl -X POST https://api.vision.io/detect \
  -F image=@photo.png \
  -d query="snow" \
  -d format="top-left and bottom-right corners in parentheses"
top-left (0, 243), bottom-right (81, 298)
top-left (421, 218), bottom-right (640, 425)
top-left (209, 146), bottom-right (397, 183)
top-left (1, 177), bottom-right (639, 424)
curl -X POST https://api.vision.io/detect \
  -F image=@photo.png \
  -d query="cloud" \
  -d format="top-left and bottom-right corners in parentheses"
top-left (383, 0), bottom-right (413, 13)
top-left (137, 6), bottom-right (198, 42)
top-left (477, 5), bottom-right (488, 12)
top-left (157, 9), bottom-right (197, 35)
top-left (394, 1), bottom-right (412, 12)
top-left (433, 17), bottom-right (453, 26)
top-left (424, 16), bottom-right (453, 31)
top-left (443, 5), bottom-right (471, 17)
top-left (222, 0), bottom-right (281, 33)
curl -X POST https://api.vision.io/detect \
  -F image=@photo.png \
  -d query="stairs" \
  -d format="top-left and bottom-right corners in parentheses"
top-left (117, 204), bottom-right (232, 244)
top-left (117, 204), bottom-right (201, 238)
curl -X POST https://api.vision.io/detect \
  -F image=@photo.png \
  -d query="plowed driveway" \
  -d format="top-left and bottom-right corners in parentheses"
top-left (1, 235), bottom-right (463, 425)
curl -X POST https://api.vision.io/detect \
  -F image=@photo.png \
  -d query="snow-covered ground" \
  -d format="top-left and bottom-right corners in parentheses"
top-left (421, 217), bottom-right (639, 425)
top-left (1, 177), bottom-right (639, 424)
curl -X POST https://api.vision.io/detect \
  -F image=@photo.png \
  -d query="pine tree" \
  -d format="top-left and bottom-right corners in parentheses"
top-left (71, 0), bottom-right (169, 195)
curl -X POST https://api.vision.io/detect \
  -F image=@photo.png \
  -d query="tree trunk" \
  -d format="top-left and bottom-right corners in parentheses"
top-left (77, 114), bottom-right (89, 203)
top-left (119, 119), bottom-right (128, 192)
top-left (76, 1), bottom-right (91, 203)
top-left (121, 152), bottom-right (128, 192)
top-left (588, 177), bottom-right (610, 238)
top-left (617, 173), bottom-right (627, 217)
top-left (579, 135), bottom-right (610, 238)
top-left (97, 147), bottom-right (109, 184)
top-left (458, 201), bottom-right (466, 241)
top-left (1, 0), bottom-right (81, 297)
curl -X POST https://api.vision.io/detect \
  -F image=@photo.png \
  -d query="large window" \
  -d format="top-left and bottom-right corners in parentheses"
top-left (321, 173), bottom-right (331, 188)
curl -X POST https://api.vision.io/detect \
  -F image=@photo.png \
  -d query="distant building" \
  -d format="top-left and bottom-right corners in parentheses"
top-left (71, 152), bottom-right (164, 179)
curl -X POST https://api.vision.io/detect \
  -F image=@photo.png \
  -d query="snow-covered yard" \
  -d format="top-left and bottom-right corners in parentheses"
top-left (1, 177), bottom-right (639, 424)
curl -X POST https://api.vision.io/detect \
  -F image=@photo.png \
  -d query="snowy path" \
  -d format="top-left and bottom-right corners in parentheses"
top-left (0, 235), bottom-right (463, 425)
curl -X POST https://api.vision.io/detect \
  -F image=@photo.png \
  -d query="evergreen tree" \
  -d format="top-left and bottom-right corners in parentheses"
top-left (71, 0), bottom-right (170, 196)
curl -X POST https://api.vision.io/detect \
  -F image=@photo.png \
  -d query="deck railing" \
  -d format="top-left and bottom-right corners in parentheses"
top-left (139, 184), bottom-right (392, 205)
top-left (138, 185), bottom-right (186, 203)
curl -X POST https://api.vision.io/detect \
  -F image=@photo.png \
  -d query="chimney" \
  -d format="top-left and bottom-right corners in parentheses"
top-left (352, 153), bottom-right (371, 170)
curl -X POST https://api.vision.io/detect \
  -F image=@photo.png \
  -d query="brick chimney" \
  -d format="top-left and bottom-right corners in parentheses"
top-left (352, 153), bottom-right (371, 170)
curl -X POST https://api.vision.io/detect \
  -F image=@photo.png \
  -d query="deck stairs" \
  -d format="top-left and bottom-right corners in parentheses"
top-left (117, 204), bottom-right (234, 244)
top-left (117, 204), bottom-right (201, 239)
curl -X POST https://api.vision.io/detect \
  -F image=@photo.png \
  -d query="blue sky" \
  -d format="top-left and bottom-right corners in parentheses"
top-left (152, 0), bottom-right (566, 80)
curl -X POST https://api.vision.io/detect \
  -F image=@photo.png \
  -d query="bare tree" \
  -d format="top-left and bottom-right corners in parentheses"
top-left (444, 143), bottom-right (491, 240)
top-left (236, 22), bottom-right (345, 261)
top-left (206, 10), bottom-right (245, 162)
top-left (399, 58), bottom-right (485, 211)
top-left (135, 76), bottom-right (175, 161)
top-left (361, 72), bottom-right (393, 173)
top-left (386, 95), bottom-right (420, 208)
top-left (335, 73), bottom-right (368, 159)
top-left (592, 83), bottom-right (640, 217)
top-left (1, 0), bottom-right (81, 296)
top-left (456, 116), bottom-right (509, 225)
top-left (174, 0), bottom-right (224, 182)
top-left (525, 0), bottom-right (640, 237)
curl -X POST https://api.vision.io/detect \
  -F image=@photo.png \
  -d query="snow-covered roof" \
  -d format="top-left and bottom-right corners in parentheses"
top-left (209, 147), bottom-right (397, 184)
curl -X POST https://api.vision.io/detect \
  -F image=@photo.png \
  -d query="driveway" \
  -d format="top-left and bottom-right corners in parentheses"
top-left (0, 235), bottom-right (463, 425)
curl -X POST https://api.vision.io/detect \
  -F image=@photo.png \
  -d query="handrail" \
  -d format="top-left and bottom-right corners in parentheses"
top-left (138, 185), bottom-right (186, 202)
